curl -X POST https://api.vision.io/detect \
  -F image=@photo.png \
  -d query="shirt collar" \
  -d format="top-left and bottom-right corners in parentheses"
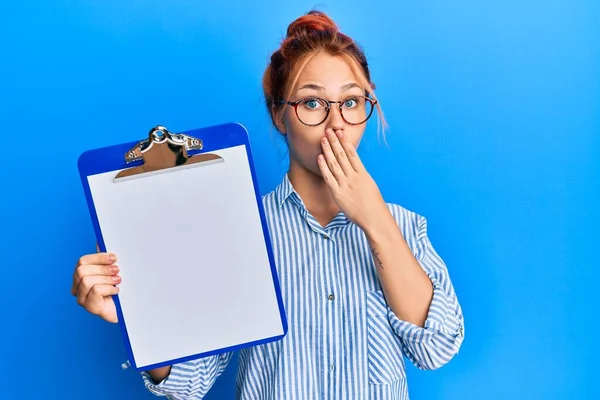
top-left (275, 172), bottom-right (296, 208)
top-left (274, 173), bottom-right (351, 228)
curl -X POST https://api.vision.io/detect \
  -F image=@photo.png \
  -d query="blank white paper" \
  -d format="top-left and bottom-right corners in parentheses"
top-left (87, 144), bottom-right (284, 368)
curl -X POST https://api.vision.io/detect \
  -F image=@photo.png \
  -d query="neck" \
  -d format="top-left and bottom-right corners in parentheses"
top-left (287, 158), bottom-right (340, 227)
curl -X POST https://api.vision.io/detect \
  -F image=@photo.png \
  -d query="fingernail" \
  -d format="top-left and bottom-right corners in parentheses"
top-left (322, 137), bottom-right (328, 144)
top-left (112, 275), bottom-right (121, 282)
top-left (336, 130), bottom-right (343, 138)
top-left (108, 253), bottom-right (117, 262)
top-left (111, 265), bottom-right (119, 273)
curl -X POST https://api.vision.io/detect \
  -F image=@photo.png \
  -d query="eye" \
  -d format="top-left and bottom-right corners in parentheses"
top-left (343, 97), bottom-right (359, 108)
top-left (301, 98), bottom-right (326, 110)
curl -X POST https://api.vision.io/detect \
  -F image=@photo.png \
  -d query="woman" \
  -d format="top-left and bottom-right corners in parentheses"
top-left (71, 10), bottom-right (465, 400)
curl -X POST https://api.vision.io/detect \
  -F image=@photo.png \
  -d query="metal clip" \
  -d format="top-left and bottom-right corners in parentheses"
top-left (125, 125), bottom-right (204, 164)
top-left (115, 125), bottom-right (223, 182)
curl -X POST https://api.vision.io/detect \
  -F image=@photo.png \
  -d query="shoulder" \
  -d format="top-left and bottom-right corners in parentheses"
top-left (385, 202), bottom-right (429, 250)
top-left (386, 202), bottom-right (426, 230)
top-left (259, 190), bottom-right (282, 219)
top-left (261, 190), bottom-right (277, 207)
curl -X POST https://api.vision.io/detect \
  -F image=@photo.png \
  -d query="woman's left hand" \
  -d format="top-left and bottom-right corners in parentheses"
top-left (318, 128), bottom-right (389, 231)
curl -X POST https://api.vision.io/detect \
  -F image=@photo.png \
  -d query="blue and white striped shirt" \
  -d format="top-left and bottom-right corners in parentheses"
top-left (141, 173), bottom-right (465, 399)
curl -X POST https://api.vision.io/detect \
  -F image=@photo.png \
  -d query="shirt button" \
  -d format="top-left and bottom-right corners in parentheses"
top-left (330, 363), bottom-right (335, 372)
top-left (322, 234), bottom-right (328, 239)
top-left (328, 294), bottom-right (335, 301)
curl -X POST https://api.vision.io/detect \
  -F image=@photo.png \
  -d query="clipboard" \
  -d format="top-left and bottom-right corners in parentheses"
top-left (78, 123), bottom-right (288, 371)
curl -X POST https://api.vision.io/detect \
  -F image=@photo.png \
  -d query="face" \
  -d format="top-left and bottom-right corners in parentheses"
top-left (277, 53), bottom-right (369, 176)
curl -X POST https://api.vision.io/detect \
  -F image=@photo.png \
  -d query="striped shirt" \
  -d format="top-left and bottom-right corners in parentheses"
top-left (141, 173), bottom-right (465, 399)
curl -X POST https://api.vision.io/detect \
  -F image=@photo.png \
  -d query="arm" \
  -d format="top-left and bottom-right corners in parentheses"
top-left (147, 366), bottom-right (171, 383)
top-left (315, 129), bottom-right (464, 369)
top-left (365, 207), bottom-right (465, 370)
top-left (364, 209), bottom-right (434, 328)
top-left (141, 352), bottom-right (234, 399)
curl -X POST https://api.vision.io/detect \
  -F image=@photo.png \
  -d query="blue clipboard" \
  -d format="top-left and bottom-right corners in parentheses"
top-left (78, 123), bottom-right (288, 371)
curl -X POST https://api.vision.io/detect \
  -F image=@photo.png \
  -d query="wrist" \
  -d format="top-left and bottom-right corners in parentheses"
top-left (361, 205), bottom-right (398, 241)
top-left (147, 365), bottom-right (172, 383)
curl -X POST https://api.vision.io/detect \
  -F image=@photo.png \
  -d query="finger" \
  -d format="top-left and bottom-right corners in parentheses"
top-left (77, 252), bottom-right (117, 268)
top-left (336, 129), bottom-right (364, 172)
top-left (72, 253), bottom-right (117, 295)
top-left (88, 284), bottom-right (120, 300)
top-left (72, 264), bottom-right (120, 296)
top-left (318, 154), bottom-right (339, 190)
top-left (86, 285), bottom-right (121, 304)
top-left (72, 263), bottom-right (119, 295)
top-left (85, 285), bottom-right (120, 314)
top-left (77, 275), bottom-right (122, 306)
top-left (327, 129), bottom-right (353, 176)
top-left (321, 134), bottom-right (345, 183)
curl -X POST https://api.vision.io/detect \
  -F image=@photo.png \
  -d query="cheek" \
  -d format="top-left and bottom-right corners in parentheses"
top-left (285, 115), bottom-right (323, 157)
top-left (346, 128), bottom-right (364, 149)
top-left (288, 131), bottom-right (322, 159)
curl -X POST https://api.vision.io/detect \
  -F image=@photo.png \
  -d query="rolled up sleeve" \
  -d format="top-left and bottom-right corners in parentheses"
top-left (387, 215), bottom-right (465, 370)
top-left (141, 351), bottom-right (234, 399)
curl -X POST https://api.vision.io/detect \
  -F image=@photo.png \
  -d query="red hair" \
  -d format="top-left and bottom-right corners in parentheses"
top-left (263, 10), bottom-right (386, 134)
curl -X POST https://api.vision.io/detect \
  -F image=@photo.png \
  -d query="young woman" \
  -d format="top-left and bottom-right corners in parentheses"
top-left (71, 10), bottom-right (465, 400)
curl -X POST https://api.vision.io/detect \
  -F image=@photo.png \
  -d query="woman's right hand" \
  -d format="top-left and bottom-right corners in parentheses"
top-left (71, 251), bottom-right (121, 323)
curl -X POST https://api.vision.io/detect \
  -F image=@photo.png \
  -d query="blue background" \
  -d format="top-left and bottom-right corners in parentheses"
top-left (2, 1), bottom-right (598, 399)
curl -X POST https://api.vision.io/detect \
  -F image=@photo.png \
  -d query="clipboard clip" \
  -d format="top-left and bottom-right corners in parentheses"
top-left (115, 125), bottom-right (224, 182)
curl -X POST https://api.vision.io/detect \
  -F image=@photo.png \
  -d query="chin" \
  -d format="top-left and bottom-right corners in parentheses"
top-left (298, 158), bottom-right (323, 178)
top-left (306, 163), bottom-right (323, 177)
top-left (289, 148), bottom-right (324, 178)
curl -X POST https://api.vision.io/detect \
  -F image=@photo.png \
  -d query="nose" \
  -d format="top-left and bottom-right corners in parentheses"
top-left (325, 104), bottom-right (345, 132)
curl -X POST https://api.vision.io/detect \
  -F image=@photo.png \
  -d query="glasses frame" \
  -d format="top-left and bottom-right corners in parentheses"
top-left (279, 95), bottom-right (377, 127)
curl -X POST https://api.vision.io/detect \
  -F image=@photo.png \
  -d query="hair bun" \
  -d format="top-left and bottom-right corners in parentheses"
top-left (286, 10), bottom-right (339, 38)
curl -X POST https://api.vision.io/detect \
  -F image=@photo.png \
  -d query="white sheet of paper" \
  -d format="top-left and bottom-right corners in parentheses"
top-left (87, 144), bottom-right (284, 368)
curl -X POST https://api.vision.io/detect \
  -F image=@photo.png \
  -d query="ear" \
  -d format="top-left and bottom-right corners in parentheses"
top-left (272, 105), bottom-right (287, 135)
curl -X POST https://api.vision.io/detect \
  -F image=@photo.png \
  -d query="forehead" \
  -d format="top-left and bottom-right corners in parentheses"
top-left (295, 53), bottom-right (359, 87)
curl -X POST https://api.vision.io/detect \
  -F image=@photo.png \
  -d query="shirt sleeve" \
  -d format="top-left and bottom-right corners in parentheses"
top-left (387, 214), bottom-right (465, 370)
top-left (140, 351), bottom-right (234, 399)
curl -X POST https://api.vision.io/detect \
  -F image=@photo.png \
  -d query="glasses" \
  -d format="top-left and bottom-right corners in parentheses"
top-left (279, 95), bottom-right (377, 126)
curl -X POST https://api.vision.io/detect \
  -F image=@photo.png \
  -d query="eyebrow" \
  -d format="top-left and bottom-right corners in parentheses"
top-left (297, 82), bottom-right (362, 92)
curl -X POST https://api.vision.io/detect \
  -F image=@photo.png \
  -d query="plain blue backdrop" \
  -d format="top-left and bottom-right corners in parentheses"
top-left (2, 1), bottom-right (598, 399)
